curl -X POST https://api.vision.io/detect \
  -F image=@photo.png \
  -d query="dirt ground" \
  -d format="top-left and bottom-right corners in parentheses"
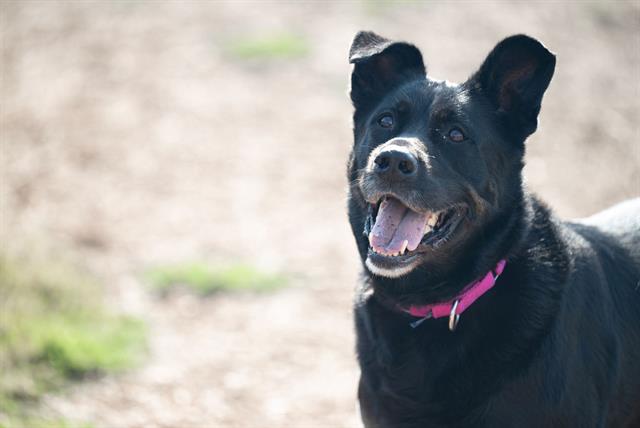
top-left (1, 1), bottom-right (639, 427)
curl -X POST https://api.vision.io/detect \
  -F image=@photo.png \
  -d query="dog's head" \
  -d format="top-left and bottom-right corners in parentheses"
top-left (347, 32), bottom-right (555, 296)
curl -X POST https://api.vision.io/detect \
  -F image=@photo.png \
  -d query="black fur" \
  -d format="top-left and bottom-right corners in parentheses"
top-left (347, 32), bottom-right (640, 427)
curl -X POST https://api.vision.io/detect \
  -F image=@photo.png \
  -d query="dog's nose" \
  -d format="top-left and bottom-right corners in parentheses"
top-left (373, 147), bottom-right (418, 179)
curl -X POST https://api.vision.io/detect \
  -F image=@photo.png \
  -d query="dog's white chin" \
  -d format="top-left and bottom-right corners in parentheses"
top-left (365, 257), bottom-right (418, 278)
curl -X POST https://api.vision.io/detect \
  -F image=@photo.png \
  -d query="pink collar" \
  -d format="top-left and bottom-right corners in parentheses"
top-left (402, 259), bottom-right (507, 330)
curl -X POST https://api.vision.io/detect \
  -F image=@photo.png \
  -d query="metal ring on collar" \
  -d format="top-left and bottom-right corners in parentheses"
top-left (449, 300), bottom-right (460, 331)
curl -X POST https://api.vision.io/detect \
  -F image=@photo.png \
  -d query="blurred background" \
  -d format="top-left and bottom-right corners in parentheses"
top-left (1, 1), bottom-right (638, 427)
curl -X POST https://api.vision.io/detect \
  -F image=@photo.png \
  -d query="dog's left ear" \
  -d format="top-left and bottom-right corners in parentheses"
top-left (349, 31), bottom-right (426, 112)
top-left (470, 35), bottom-right (556, 139)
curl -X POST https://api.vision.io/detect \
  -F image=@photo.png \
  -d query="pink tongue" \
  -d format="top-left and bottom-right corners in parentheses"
top-left (369, 198), bottom-right (429, 255)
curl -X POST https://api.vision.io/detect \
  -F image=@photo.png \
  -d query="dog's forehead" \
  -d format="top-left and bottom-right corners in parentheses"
top-left (388, 78), bottom-right (469, 111)
top-left (430, 80), bottom-right (472, 118)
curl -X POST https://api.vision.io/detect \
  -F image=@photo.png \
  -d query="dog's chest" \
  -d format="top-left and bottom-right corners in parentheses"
top-left (356, 304), bottom-right (484, 426)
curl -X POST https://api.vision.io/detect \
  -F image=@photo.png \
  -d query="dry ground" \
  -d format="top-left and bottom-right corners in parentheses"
top-left (1, 1), bottom-right (639, 427)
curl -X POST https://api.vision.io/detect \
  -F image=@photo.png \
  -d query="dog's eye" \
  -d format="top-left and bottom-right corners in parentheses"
top-left (378, 114), bottom-right (394, 129)
top-left (448, 128), bottom-right (465, 142)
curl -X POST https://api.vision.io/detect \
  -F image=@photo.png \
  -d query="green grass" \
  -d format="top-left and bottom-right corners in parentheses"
top-left (146, 262), bottom-right (287, 296)
top-left (227, 32), bottom-right (309, 60)
top-left (0, 254), bottom-right (146, 426)
top-left (0, 417), bottom-right (94, 428)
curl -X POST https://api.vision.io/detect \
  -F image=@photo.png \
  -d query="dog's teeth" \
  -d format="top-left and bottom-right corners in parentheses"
top-left (424, 224), bottom-right (432, 235)
top-left (427, 214), bottom-right (438, 227)
top-left (400, 240), bottom-right (408, 255)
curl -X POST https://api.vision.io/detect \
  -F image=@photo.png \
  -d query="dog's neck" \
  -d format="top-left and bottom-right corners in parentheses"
top-left (400, 258), bottom-right (507, 329)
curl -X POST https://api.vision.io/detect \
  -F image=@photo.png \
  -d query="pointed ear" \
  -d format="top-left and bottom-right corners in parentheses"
top-left (349, 31), bottom-right (426, 111)
top-left (470, 35), bottom-right (556, 139)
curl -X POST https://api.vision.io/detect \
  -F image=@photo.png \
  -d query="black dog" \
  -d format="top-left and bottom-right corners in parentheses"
top-left (347, 31), bottom-right (640, 427)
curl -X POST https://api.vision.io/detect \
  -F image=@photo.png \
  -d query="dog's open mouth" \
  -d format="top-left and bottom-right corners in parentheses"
top-left (364, 196), bottom-right (465, 260)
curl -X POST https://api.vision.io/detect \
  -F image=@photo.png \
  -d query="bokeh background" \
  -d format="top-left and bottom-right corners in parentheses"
top-left (1, 1), bottom-right (639, 427)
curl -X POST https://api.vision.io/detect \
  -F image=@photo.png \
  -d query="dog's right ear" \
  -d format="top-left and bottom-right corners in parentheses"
top-left (349, 31), bottom-right (426, 111)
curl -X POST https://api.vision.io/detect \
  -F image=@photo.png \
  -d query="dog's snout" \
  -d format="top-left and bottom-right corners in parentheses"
top-left (373, 147), bottom-right (418, 180)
